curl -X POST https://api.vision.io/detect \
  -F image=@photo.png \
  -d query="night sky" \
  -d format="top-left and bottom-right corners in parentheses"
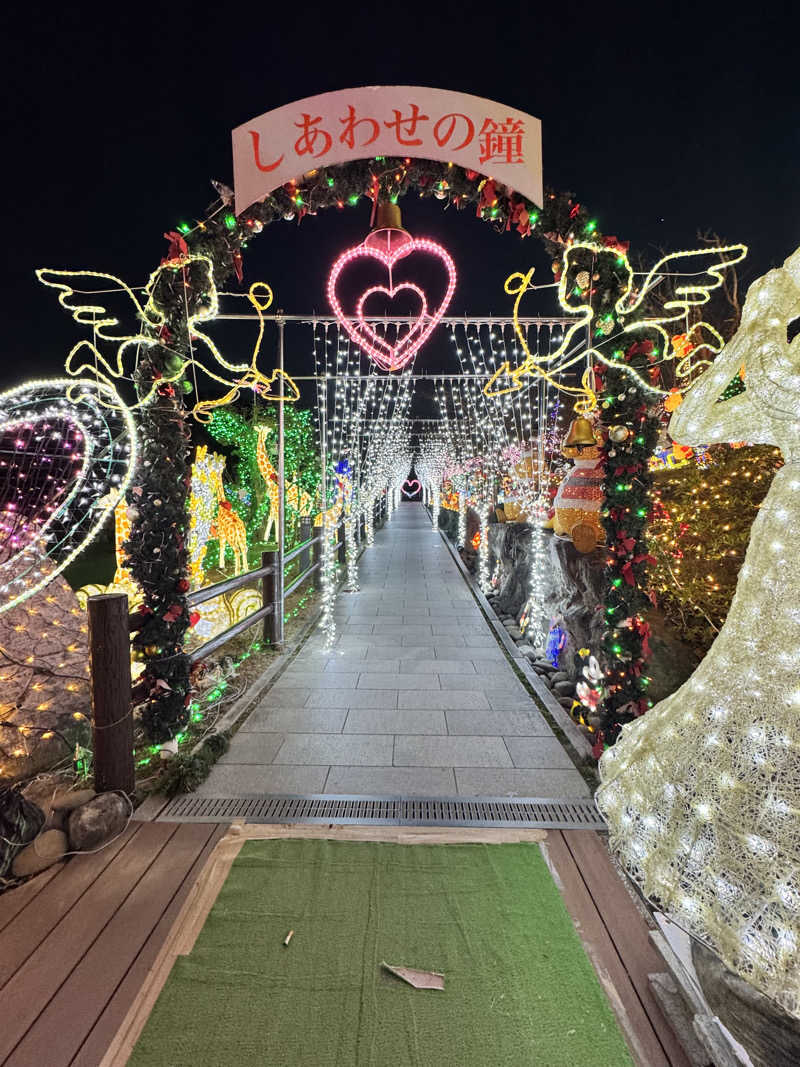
top-left (2, 4), bottom-right (797, 393)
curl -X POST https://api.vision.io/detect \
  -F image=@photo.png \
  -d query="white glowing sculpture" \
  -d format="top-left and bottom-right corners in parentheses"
top-left (596, 245), bottom-right (800, 1018)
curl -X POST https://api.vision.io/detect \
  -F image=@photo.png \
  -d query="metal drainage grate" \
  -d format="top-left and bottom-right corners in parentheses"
top-left (158, 794), bottom-right (604, 829)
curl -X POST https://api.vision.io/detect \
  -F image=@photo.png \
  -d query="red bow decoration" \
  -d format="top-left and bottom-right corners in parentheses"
top-left (602, 235), bottom-right (630, 255)
top-left (632, 617), bottom-right (652, 658)
top-left (616, 533), bottom-right (636, 554)
top-left (162, 231), bottom-right (189, 264)
top-left (620, 554), bottom-right (657, 585)
top-left (625, 339), bottom-right (655, 359)
top-left (163, 603), bottom-right (183, 623)
top-left (509, 199), bottom-right (532, 237)
top-left (177, 578), bottom-right (190, 593)
top-left (477, 179), bottom-right (498, 216)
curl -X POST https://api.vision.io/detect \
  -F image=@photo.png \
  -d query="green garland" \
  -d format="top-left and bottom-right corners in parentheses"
top-left (130, 157), bottom-right (614, 744)
top-left (127, 263), bottom-right (207, 743)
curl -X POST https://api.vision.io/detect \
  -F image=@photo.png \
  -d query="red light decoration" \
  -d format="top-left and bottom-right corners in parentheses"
top-left (327, 236), bottom-right (456, 371)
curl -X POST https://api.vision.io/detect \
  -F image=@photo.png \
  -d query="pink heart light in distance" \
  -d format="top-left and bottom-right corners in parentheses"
top-left (402, 479), bottom-right (422, 497)
top-left (327, 237), bottom-right (456, 371)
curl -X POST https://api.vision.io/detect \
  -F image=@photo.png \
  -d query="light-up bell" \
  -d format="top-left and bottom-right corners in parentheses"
top-left (327, 202), bottom-right (456, 372)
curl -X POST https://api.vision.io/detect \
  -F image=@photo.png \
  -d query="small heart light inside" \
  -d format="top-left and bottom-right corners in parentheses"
top-left (0, 416), bottom-right (85, 564)
top-left (0, 379), bottom-right (136, 615)
top-left (327, 237), bottom-right (456, 371)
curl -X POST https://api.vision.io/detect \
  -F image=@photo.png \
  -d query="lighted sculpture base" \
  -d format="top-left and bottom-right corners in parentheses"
top-left (1, 567), bottom-right (89, 781)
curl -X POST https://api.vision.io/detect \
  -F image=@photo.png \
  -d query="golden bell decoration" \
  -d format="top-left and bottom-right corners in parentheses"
top-left (564, 417), bottom-right (598, 448)
top-left (364, 201), bottom-right (412, 254)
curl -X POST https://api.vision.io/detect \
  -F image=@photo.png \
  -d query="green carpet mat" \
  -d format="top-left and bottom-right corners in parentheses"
top-left (131, 839), bottom-right (633, 1066)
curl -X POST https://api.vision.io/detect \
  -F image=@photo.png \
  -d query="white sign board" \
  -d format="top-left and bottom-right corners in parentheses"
top-left (232, 86), bottom-right (542, 215)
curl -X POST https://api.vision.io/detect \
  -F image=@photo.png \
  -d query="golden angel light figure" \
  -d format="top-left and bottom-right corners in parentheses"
top-left (596, 245), bottom-right (800, 1018)
top-left (36, 262), bottom-right (298, 418)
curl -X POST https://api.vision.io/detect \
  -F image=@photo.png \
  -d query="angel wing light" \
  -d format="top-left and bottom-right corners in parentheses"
top-left (36, 259), bottom-right (299, 417)
top-left (485, 241), bottom-right (747, 406)
top-left (618, 244), bottom-right (747, 389)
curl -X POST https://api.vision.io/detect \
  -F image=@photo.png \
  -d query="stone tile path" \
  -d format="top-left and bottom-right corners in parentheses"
top-left (199, 504), bottom-right (589, 798)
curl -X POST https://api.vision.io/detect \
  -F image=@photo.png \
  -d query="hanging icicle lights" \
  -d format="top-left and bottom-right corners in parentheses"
top-left (430, 323), bottom-right (569, 620)
top-left (311, 321), bottom-right (415, 643)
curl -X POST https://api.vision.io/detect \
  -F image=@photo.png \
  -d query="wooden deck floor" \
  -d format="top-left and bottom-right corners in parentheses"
top-left (0, 820), bottom-right (225, 1067)
top-left (0, 821), bottom-right (688, 1067)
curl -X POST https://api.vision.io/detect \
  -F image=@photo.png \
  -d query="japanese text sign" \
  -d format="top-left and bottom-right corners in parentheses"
top-left (232, 86), bottom-right (542, 215)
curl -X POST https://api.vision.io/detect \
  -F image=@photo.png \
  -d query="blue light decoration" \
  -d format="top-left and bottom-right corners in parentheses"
top-left (545, 620), bottom-right (568, 668)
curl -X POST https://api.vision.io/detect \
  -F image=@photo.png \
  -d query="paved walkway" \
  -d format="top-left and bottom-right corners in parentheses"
top-left (199, 503), bottom-right (589, 798)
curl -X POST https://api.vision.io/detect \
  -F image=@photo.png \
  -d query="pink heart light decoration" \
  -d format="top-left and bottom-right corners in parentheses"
top-left (402, 479), bottom-right (421, 498)
top-left (0, 416), bottom-right (85, 563)
top-left (0, 380), bottom-right (136, 615)
top-left (327, 237), bottom-right (456, 371)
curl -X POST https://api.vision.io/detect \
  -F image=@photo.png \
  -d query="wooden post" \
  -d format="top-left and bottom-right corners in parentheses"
top-left (263, 549), bottom-right (283, 650)
top-left (299, 516), bottom-right (312, 572)
top-left (312, 536), bottom-right (322, 590)
top-left (88, 594), bottom-right (134, 795)
top-left (337, 519), bottom-right (346, 565)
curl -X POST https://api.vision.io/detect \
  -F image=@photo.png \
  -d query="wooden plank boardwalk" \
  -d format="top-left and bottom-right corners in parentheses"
top-left (0, 820), bottom-right (225, 1067)
top-left (0, 820), bottom-right (689, 1066)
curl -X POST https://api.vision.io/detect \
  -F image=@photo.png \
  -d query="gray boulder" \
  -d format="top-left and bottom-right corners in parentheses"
top-left (68, 793), bottom-right (128, 851)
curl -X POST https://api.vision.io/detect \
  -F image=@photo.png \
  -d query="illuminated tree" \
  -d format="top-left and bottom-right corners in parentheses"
top-left (206, 404), bottom-right (320, 567)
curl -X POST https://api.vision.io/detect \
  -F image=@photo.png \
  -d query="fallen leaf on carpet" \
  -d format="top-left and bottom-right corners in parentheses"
top-left (382, 961), bottom-right (445, 990)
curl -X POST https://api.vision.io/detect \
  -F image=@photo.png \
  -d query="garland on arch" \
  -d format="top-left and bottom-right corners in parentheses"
top-left (537, 242), bottom-right (661, 752)
top-left (129, 157), bottom-right (626, 744)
